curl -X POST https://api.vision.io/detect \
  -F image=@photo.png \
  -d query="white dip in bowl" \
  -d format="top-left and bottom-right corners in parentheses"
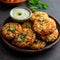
top-left (10, 7), bottom-right (32, 22)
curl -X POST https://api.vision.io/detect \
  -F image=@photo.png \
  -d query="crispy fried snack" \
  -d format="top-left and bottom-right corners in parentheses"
top-left (2, 22), bottom-right (22, 39)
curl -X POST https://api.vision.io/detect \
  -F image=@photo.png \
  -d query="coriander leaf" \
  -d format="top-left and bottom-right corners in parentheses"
top-left (18, 35), bottom-right (23, 42)
top-left (26, 24), bottom-right (32, 28)
top-left (38, 4), bottom-right (43, 9)
top-left (42, 3), bottom-right (49, 9)
top-left (18, 34), bottom-right (27, 42)
top-left (33, 0), bottom-right (39, 5)
top-left (38, 2), bottom-right (44, 9)
top-left (28, 0), bottom-right (35, 5)
top-left (36, 14), bottom-right (40, 16)
top-left (30, 6), bottom-right (38, 12)
top-left (28, 3), bottom-right (33, 6)
top-left (39, 20), bottom-right (44, 22)
top-left (38, 1), bottom-right (49, 9)
top-left (8, 27), bottom-right (16, 32)
top-left (38, 1), bottom-right (44, 5)
top-left (28, 0), bottom-right (39, 6)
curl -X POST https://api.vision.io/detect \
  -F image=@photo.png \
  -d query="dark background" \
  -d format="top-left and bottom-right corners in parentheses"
top-left (0, 0), bottom-right (60, 60)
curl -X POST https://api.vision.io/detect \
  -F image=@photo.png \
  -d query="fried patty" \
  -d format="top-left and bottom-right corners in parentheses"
top-left (33, 17), bottom-right (56, 35)
top-left (22, 22), bottom-right (32, 29)
top-left (41, 29), bottom-right (59, 42)
top-left (31, 40), bottom-right (46, 50)
top-left (2, 22), bottom-right (22, 39)
top-left (12, 28), bottom-right (36, 48)
top-left (30, 11), bottom-right (48, 22)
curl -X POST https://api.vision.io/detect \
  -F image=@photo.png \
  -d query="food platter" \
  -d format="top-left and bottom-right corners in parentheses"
top-left (0, 14), bottom-right (60, 54)
top-left (0, 0), bottom-right (60, 54)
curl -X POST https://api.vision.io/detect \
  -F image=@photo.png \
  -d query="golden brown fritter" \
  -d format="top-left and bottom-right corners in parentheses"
top-left (22, 22), bottom-right (32, 29)
top-left (33, 17), bottom-right (56, 35)
top-left (31, 40), bottom-right (46, 50)
top-left (41, 29), bottom-right (59, 42)
top-left (2, 22), bottom-right (22, 39)
top-left (12, 28), bottom-right (36, 48)
top-left (30, 11), bottom-right (48, 22)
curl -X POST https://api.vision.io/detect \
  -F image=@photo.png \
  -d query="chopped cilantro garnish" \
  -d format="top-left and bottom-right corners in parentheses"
top-left (26, 24), bottom-right (32, 28)
top-left (8, 26), bottom-right (16, 32)
top-left (18, 34), bottom-right (27, 42)
top-left (36, 14), bottom-right (40, 16)
top-left (39, 20), bottom-right (44, 22)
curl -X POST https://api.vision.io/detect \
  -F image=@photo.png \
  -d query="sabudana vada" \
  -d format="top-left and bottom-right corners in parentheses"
top-left (31, 40), bottom-right (46, 50)
top-left (30, 11), bottom-right (48, 22)
top-left (41, 29), bottom-right (59, 42)
top-left (2, 22), bottom-right (22, 39)
top-left (33, 17), bottom-right (56, 35)
top-left (22, 22), bottom-right (32, 29)
top-left (12, 28), bottom-right (36, 48)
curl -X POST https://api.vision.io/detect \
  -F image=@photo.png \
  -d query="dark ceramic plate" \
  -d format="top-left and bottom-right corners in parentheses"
top-left (0, 15), bottom-right (60, 54)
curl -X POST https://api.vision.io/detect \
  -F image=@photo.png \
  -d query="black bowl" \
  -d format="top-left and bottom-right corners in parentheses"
top-left (0, 15), bottom-right (60, 54)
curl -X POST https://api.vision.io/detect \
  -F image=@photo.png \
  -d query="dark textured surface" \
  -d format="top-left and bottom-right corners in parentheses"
top-left (0, 0), bottom-right (60, 60)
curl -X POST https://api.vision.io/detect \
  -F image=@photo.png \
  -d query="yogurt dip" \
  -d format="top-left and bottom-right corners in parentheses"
top-left (10, 7), bottom-right (32, 21)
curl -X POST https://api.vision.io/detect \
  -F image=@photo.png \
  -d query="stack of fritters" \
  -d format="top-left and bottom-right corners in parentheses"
top-left (31, 11), bottom-right (59, 42)
top-left (2, 11), bottom-right (59, 50)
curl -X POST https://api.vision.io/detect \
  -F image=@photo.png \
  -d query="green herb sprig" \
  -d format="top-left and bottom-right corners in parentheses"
top-left (18, 34), bottom-right (27, 42)
top-left (28, 0), bottom-right (49, 12)
top-left (26, 24), bottom-right (32, 28)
